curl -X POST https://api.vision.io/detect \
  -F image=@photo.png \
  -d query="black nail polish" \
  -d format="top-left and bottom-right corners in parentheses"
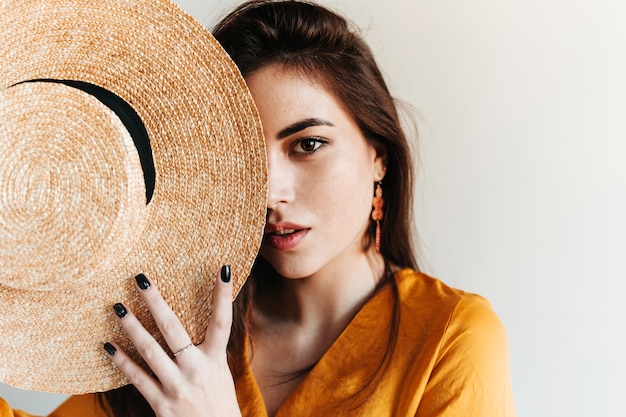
top-left (135, 274), bottom-right (150, 290)
top-left (104, 342), bottom-right (116, 356)
top-left (113, 303), bottom-right (127, 318)
top-left (221, 265), bottom-right (231, 283)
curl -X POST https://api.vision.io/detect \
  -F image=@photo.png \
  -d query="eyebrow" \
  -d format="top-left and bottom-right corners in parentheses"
top-left (277, 118), bottom-right (334, 139)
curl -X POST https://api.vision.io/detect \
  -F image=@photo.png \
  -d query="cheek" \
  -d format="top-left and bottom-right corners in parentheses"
top-left (314, 168), bottom-right (373, 226)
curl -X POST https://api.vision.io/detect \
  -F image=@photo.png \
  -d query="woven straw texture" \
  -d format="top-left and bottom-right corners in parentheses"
top-left (0, 0), bottom-right (267, 394)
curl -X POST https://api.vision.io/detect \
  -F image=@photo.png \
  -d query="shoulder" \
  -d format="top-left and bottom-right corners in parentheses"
top-left (395, 268), bottom-right (508, 349)
top-left (395, 268), bottom-right (498, 319)
top-left (392, 269), bottom-right (516, 415)
top-left (0, 398), bottom-right (25, 417)
top-left (48, 394), bottom-right (109, 417)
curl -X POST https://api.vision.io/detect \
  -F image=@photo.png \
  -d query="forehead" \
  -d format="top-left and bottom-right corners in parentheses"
top-left (246, 64), bottom-right (352, 128)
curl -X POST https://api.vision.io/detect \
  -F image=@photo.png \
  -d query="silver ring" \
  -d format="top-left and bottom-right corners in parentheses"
top-left (173, 343), bottom-right (194, 357)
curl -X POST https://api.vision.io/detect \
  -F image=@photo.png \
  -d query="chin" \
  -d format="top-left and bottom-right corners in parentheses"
top-left (270, 263), bottom-right (316, 280)
top-left (259, 254), bottom-right (317, 280)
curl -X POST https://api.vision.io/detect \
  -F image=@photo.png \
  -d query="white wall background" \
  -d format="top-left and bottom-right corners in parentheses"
top-left (2, 0), bottom-right (625, 416)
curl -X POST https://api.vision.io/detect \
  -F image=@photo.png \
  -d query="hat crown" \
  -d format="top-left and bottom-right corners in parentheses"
top-left (0, 81), bottom-right (147, 290)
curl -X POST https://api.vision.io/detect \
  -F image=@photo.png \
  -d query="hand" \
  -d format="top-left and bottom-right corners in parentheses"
top-left (104, 266), bottom-right (242, 417)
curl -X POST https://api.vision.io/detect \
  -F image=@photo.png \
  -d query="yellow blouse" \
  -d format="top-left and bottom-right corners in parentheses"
top-left (2, 269), bottom-right (516, 416)
top-left (231, 269), bottom-right (516, 416)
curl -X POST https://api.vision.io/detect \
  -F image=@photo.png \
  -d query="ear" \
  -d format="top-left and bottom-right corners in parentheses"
top-left (372, 143), bottom-right (388, 182)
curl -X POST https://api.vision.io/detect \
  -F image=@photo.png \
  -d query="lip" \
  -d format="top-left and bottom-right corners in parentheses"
top-left (264, 222), bottom-right (309, 251)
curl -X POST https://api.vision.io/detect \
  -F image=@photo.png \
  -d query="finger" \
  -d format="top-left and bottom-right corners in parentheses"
top-left (201, 264), bottom-right (234, 356)
top-left (132, 274), bottom-right (194, 357)
top-left (112, 302), bottom-right (178, 379)
top-left (103, 341), bottom-right (162, 402)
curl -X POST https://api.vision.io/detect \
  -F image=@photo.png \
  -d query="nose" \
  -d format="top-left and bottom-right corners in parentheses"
top-left (266, 151), bottom-right (294, 211)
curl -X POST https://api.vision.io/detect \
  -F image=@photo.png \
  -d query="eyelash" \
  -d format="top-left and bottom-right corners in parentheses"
top-left (290, 137), bottom-right (328, 155)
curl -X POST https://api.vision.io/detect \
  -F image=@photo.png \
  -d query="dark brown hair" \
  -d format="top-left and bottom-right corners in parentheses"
top-left (101, 1), bottom-right (419, 415)
top-left (215, 0), bottom-right (420, 409)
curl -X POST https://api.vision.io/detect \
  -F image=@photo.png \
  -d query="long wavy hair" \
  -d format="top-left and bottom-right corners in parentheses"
top-left (100, 1), bottom-right (419, 415)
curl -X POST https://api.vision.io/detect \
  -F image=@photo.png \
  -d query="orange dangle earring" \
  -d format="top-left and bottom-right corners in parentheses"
top-left (371, 181), bottom-right (384, 252)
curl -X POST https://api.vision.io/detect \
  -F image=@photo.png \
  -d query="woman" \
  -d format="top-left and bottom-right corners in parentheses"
top-left (1, 1), bottom-right (515, 416)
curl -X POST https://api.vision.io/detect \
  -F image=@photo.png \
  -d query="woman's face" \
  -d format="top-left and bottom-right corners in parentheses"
top-left (246, 65), bottom-right (386, 279)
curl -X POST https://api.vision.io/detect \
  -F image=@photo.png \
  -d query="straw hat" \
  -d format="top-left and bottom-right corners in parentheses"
top-left (0, 0), bottom-right (267, 394)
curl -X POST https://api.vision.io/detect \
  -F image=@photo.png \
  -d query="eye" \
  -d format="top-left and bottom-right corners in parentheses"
top-left (291, 137), bottom-right (327, 155)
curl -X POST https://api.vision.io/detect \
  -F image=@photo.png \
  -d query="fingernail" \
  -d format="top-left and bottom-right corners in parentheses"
top-left (135, 274), bottom-right (150, 290)
top-left (104, 342), bottom-right (116, 356)
top-left (221, 265), bottom-right (231, 283)
top-left (113, 303), bottom-right (127, 318)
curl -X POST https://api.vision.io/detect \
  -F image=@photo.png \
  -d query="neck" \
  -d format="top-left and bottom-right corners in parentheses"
top-left (257, 247), bottom-right (386, 330)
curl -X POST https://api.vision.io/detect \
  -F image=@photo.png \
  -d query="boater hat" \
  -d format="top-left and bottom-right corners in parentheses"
top-left (0, 0), bottom-right (267, 394)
